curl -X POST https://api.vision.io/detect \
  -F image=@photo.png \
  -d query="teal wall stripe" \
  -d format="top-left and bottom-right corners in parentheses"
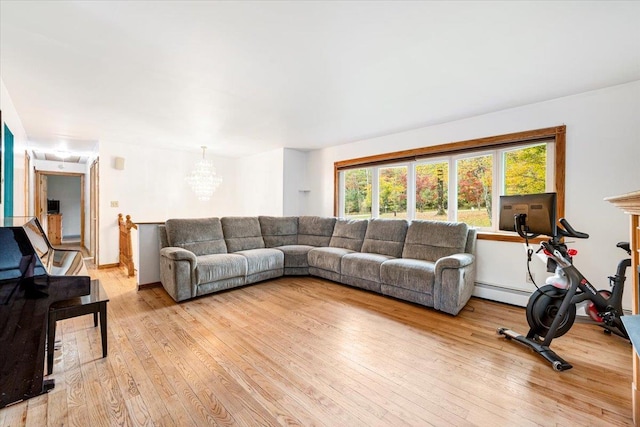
top-left (3, 124), bottom-right (14, 217)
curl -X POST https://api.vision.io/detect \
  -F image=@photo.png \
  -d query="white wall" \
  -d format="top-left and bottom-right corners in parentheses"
top-left (235, 148), bottom-right (285, 216)
top-left (47, 175), bottom-right (82, 238)
top-left (283, 148), bottom-right (309, 216)
top-left (1, 79), bottom-right (28, 219)
top-left (234, 147), bottom-right (309, 217)
top-left (306, 81), bottom-right (640, 309)
top-left (98, 142), bottom-right (240, 265)
top-left (97, 144), bottom-right (300, 266)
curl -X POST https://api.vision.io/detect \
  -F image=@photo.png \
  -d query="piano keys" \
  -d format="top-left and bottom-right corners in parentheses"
top-left (0, 217), bottom-right (91, 408)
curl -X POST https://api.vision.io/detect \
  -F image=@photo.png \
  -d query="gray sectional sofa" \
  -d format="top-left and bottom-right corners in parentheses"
top-left (158, 216), bottom-right (477, 315)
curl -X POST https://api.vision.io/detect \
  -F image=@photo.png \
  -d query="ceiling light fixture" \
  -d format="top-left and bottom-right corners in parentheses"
top-left (185, 146), bottom-right (222, 201)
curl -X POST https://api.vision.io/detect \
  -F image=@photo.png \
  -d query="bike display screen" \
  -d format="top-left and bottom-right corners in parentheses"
top-left (498, 192), bottom-right (557, 237)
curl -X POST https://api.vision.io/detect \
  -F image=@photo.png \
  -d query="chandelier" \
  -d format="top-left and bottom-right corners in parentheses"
top-left (185, 146), bottom-right (223, 201)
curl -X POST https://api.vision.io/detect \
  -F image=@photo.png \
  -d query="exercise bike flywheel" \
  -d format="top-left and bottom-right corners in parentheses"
top-left (526, 285), bottom-right (576, 339)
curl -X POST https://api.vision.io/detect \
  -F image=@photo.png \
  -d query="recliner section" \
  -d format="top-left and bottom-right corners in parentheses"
top-left (159, 215), bottom-right (477, 315)
top-left (308, 218), bottom-right (368, 282)
top-left (221, 217), bottom-right (284, 284)
top-left (341, 218), bottom-right (409, 293)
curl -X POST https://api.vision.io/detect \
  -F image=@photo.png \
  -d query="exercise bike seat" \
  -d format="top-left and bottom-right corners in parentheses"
top-left (617, 242), bottom-right (631, 254)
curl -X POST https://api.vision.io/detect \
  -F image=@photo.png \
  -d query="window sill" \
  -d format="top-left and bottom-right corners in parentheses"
top-left (477, 231), bottom-right (547, 244)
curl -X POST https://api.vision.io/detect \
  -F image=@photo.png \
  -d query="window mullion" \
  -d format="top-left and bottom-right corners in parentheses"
top-left (339, 171), bottom-right (346, 217)
top-left (407, 163), bottom-right (416, 220)
top-left (448, 157), bottom-right (457, 222)
top-left (493, 150), bottom-right (501, 231)
top-left (372, 167), bottom-right (380, 218)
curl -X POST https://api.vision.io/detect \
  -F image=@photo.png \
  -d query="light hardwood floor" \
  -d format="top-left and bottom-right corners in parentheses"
top-left (0, 266), bottom-right (633, 426)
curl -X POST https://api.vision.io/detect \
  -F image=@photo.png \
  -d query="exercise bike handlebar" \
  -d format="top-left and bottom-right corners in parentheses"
top-left (556, 218), bottom-right (589, 239)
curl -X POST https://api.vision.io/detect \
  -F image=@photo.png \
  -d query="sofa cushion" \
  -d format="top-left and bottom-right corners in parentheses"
top-left (402, 220), bottom-right (469, 262)
top-left (259, 216), bottom-right (298, 247)
top-left (361, 219), bottom-right (408, 258)
top-left (235, 248), bottom-right (284, 275)
top-left (329, 219), bottom-right (368, 251)
top-left (195, 253), bottom-right (247, 285)
top-left (341, 252), bottom-right (394, 283)
top-left (165, 217), bottom-right (227, 256)
top-left (380, 258), bottom-right (436, 294)
top-left (298, 216), bottom-right (336, 246)
top-left (276, 245), bottom-right (315, 269)
top-left (307, 247), bottom-right (354, 274)
top-left (221, 217), bottom-right (265, 252)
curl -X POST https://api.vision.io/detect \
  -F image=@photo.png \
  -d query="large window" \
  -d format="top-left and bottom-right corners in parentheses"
top-left (335, 126), bottom-right (565, 242)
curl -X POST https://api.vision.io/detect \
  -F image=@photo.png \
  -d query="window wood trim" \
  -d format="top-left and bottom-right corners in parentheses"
top-left (333, 125), bottom-right (566, 243)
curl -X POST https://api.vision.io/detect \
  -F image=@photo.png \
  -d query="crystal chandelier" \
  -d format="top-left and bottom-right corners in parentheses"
top-left (185, 146), bottom-right (223, 201)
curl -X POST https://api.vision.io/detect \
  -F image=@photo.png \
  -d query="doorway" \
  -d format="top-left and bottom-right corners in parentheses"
top-left (89, 159), bottom-right (99, 264)
top-left (35, 170), bottom-right (86, 249)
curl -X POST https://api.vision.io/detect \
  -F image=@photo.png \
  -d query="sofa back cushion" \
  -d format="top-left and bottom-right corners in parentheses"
top-left (465, 228), bottom-right (478, 255)
top-left (221, 217), bottom-right (265, 252)
top-left (361, 219), bottom-right (408, 258)
top-left (402, 220), bottom-right (469, 262)
top-left (158, 224), bottom-right (169, 249)
top-left (329, 219), bottom-right (368, 251)
top-left (297, 216), bottom-right (336, 246)
top-left (259, 216), bottom-right (298, 247)
top-left (165, 217), bottom-right (227, 256)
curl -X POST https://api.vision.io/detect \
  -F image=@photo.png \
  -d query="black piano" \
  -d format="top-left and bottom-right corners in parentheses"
top-left (0, 217), bottom-right (90, 408)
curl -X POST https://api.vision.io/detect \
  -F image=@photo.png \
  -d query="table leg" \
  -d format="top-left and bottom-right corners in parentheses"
top-left (99, 302), bottom-right (107, 358)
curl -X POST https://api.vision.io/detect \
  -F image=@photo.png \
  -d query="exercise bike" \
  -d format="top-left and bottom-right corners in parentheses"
top-left (497, 214), bottom-right (631, 371)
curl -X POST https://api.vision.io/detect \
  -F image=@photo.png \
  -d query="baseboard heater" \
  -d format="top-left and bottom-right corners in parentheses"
top-left (472, 281), bottom-right (532, 307)
top-left (474, 281), bottom-right (531, 296)
top-left (473, 281), bottom-right (632, 316)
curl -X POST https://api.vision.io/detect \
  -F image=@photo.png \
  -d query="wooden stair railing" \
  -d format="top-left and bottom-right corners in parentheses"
top-left (118, 213), bottom-right (138, 277)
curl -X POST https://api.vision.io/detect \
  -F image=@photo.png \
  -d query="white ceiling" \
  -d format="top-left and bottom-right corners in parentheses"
top-left (1, 1), bottom-right (639, 159)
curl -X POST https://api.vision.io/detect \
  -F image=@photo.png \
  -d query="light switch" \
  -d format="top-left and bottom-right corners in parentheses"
top-left (110, 201), bottom-right (119, 208)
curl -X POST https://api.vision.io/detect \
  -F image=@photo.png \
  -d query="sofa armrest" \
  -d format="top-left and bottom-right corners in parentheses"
top-left (161, 247), bottom-right (197, 264)
top-left (433, 253), bottom-right (476, 315)
top-left (159, 247), bottom-right (198, 302)
top-left (434, 253), bottom-right (474, 272)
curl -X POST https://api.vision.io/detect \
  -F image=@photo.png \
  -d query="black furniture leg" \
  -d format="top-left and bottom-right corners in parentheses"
top-left (47, 312), bottom-right (57, 375)
top-left (99, 302), bottom-right (107, 358)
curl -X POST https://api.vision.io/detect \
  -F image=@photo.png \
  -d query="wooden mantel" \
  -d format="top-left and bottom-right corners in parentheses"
top-left (605, 190), bottom-right (640, 425)
top-left (606, 190), bottom-right (640, 217)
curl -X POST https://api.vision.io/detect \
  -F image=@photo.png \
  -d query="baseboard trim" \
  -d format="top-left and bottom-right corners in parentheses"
top-left (138, 282), bottom-right (162, 291)
top-left (98, 263), bottom-right (120, 269)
